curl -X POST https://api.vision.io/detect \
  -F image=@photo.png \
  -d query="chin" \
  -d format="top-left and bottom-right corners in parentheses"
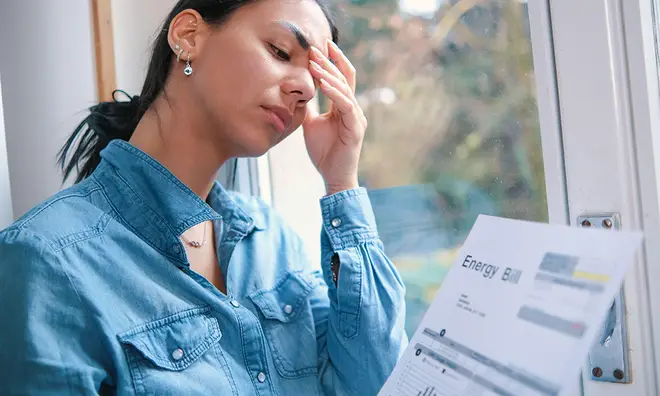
top-left (245, 145), bottom-right (271, 158)
top-left (236, 132), bottom-right (277, 158)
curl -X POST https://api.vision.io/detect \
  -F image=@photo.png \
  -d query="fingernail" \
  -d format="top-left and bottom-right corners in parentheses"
top-left (329, 40), bottom-right (340, 51)
top-left (311, 46), bottom-right (322, 56)
top-left (315, 47), bottom-right (328, 59)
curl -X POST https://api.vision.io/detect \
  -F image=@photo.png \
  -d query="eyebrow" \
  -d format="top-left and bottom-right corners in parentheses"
top-left (279, 21), bottom-right (311, 50)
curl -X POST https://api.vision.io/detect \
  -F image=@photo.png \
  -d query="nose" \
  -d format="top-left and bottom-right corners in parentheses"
top-left (281, 67), bottom-right (316, 109)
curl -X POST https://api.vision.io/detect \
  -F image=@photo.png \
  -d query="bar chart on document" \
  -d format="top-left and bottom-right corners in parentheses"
top-left (385, 326), bottom-right (559, 396)
top-left (386, 325), bottom-right (559, 396)
top-left (390, 330), bottom-right (452, 396)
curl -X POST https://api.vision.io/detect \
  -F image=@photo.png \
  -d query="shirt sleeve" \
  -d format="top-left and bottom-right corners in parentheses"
top-left (308, 188), bottom-right (409, 396)
top-left (0, 228), bottom-right (107, 394)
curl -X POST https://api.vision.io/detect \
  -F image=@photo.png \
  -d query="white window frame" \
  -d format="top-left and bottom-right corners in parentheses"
top-left (547, 0), bottom-right (659, 394)
top-left (0, 75), bottom-right (13, 229)
top-left (253, 1), bottom-right (660, 394)
top-left (620, 0), bottom-right (660, 388)
top-left (217, 158), bottom-right (262, 197)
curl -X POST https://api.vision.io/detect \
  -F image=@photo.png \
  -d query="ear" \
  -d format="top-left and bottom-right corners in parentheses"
top-left (167, 9), bottom-right (211, 62)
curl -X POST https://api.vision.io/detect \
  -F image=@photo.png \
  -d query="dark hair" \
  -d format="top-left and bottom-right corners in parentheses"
top-left (58, 0), bottom-right (339, 183)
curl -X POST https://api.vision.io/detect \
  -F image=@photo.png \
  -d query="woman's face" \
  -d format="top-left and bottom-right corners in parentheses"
top-left (190, 0), bottom-right (333, 157)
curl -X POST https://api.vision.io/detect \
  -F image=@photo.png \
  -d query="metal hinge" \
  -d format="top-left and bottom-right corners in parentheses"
top-left (577, 213), bottom-right (630, 384)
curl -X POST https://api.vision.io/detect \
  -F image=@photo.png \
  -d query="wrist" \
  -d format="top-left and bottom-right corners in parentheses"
top-left (324, 179), bottom-right (359, 196)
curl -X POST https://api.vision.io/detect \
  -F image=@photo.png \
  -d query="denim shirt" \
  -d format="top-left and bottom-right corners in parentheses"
top-left (0, 140), bottom-right (408, 395)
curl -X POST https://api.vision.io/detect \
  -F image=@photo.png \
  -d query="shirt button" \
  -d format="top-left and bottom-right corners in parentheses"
top-left (172, 244), bottom-right (182, 253)
top-left (284, 305), bottom-right (293, 314)
top-left (171, 348), bottom-right (184, 361)
top-left (331, 218), bottom-right (342, 228)
top-left (257, 372), bottom-right (266, 383)
top-left (230, 299), bottom-right (240, 308)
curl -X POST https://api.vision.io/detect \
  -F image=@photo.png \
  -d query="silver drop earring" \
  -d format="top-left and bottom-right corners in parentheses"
top-left (184, 52), bottom-right (193, 76)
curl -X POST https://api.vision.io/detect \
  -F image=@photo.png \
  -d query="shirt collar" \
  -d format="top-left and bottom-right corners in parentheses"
top-left (96, 140), bottom-right (265, 263)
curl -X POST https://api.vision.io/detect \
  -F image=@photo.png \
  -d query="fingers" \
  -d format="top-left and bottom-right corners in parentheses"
top-left (327, 40), bottom-right (356, 93)
top-left (308, 42), bottom-right (367, 130)
top-left (319, 78), bottom-right (368, 130)
top-left (309, 60), bottom-right (352, 99)
top-left (310, 46), bottom-right (351, 92)
top-left (319, 79), bottom-right (354, 115)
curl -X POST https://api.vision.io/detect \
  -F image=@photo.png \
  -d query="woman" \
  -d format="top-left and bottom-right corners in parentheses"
top-left (0, 0), bottom-right (407, 394)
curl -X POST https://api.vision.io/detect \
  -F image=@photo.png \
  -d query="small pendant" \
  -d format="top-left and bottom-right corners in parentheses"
top-left (184, 64), bottom-right (193, 76)
top-left (188, 240), bottom-right (206, 248)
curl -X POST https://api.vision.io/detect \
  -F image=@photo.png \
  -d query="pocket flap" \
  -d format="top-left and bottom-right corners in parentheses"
top-left (249, 272), bottom-right (315, 323)
top-left (117, 307), bottom-right (222, 371)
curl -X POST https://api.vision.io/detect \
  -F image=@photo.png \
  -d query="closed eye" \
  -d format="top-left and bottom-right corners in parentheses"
top-left (268, 44), bottom-right (291, 61)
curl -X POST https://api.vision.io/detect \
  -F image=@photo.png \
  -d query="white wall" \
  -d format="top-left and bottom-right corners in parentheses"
top-left (0, 76), bottom-right (13, 229)
top-left (111, 0), bottom-right (178, 94)
top-left (0, 0), bottom-right (177, 221)
top-left (0, 0), bottom-right (97, 218)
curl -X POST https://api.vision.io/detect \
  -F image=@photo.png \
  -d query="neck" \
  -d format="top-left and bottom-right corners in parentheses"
top-left (129, 93), bottom-right (231, 200)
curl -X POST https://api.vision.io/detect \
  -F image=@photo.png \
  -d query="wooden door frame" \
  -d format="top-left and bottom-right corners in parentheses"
top-left (91, 0), bottom-right (116, 102)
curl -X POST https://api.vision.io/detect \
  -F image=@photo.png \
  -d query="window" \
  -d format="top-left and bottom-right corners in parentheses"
top-left (330, 0), bottom-right (548, 335)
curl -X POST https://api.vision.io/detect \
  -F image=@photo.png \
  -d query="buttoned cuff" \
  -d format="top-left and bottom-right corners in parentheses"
top-left (320, 188), bottom-right (379, 251)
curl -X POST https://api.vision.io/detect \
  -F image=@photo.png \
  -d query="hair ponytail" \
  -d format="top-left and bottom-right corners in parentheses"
top-left (58, 91), bottom-right (142, 183)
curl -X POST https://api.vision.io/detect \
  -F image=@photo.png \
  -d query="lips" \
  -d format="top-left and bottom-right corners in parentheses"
top-left (261, 105), bottom-right (292, 134)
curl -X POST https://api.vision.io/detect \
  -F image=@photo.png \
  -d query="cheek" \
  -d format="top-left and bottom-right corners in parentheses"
top-left (197, 46), bottom-right (277, 105)
top-left (235, 44), bottom-right (284, 88)
top-left (243, 52), bottom-right (275, 80)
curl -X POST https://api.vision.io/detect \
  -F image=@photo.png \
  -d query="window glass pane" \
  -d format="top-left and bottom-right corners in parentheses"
top-left (334, 0), bottom-right (548, 335)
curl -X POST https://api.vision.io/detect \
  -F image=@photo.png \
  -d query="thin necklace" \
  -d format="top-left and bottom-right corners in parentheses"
top-left (181, 222), bottom-right (208, 248)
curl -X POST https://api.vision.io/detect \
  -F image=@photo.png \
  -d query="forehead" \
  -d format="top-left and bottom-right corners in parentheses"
top-left (238, 0), bottom-right (333, 48)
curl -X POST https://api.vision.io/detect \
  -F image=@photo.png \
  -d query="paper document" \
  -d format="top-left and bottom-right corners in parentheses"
top-left (379, 215), bottom-right (643, 396)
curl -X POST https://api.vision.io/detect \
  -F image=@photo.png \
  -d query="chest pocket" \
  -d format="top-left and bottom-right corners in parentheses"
top-left (249, 271), bottom-right (319, 379)
top-left (117, 306), bottom-right (237, 395)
